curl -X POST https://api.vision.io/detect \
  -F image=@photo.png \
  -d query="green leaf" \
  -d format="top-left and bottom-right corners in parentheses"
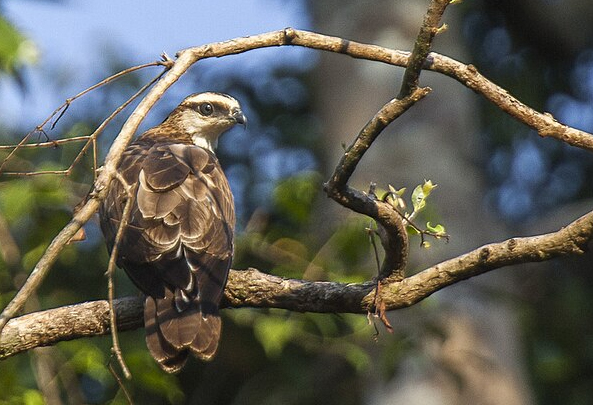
top-left (422, 179), bottom-right (437, 196)
top-left (411, 179), bottom-right (437, 214)
top-left (343, 343), bottom-right (371, 372)
top-left (388, 184), bottom-right (406, 197)
top-left (67, 343), bottom-right (110, 382)
top-left (0, 181), bottom-right (35, 221)
top-left (426, 222), bottom-right (446, 235)
top-left (387, 184), bottom-right (406, 210)
top-left (411, 184), bottom-right (426, 213)
top-left (0, 16), bottom-right (38, 75)
top-left (273, 171), bottom-right (321, 225)
top-left (21, 244), bottom-right (47, 271)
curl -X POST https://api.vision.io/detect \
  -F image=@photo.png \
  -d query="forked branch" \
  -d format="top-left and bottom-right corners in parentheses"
top-left (325, 0), bottom-right (450, 290)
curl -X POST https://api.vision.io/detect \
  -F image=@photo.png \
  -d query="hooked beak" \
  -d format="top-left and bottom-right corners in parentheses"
top-left (231, 108), bottom-right (247, 127)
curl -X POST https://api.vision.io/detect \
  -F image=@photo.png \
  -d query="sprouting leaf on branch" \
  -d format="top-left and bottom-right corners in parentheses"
top-left (380, 179), bottom-right (447, 247)
top-left (409, 179), bottom-right (437, 220)
top-left (387, 184), bottom-right (407, 210)
top-left (426, 221), bottom-right (446, 236)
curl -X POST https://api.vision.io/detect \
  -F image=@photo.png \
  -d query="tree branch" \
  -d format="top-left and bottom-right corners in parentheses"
top-left (325, 0), bottom-right (449, 291)
top-left (324, 89), bottom-right (431, 281)
top-left (398, 0), bottom-right (449, 98)
top-left (2, 207), bottom-right (592, 359)
top-left (2, 23), bottom-right (593, 351)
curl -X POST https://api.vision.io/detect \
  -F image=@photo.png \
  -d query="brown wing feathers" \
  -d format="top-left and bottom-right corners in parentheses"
top-left (100, 140), bottom-right (235, 373)
top-left (100, 92), bottom-right (243, 373)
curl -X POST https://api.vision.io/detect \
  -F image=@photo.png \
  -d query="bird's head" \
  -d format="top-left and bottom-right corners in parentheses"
top-left (163, 92), bottom-right (246, 152)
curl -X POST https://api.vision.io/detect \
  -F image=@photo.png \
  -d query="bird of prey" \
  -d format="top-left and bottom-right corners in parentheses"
top-left (99, 92), bottom-right (245, 373)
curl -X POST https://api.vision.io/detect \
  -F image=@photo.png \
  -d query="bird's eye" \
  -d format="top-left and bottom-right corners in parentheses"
top-left (198, 102), bottom-right (214, 116)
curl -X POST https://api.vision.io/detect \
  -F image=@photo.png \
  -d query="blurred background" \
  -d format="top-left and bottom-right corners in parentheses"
top-left (1, 0), bottom-right (593, 404)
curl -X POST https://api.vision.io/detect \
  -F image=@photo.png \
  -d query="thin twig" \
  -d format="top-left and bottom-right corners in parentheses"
top-left (0, 135), bottom-right (92, 150)
top-left (105, 172), bottom-right (137, 380)
top-left (366, 222), bottom-right (382, 275)
top-left (92, 135), bottom-right (98, 181)
top-left (0, 61), bottom-right (163, 175)
top-left (382, 192), bottom-right (450, 243)
top-left (1, 66), bottom-right (167, 178)
top-left (1, 170), bottom-right (70, 177)
top-left (108, 359), bottom-right (134, 405)
top-left (0, 131), bottom-right (36, 174)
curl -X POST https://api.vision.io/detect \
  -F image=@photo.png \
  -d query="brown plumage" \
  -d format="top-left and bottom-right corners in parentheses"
top-left (99, 92), bottom-right (245, 373)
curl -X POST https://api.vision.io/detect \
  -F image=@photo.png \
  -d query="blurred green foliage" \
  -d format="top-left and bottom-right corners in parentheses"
top-left (0, 16), bottom-right (38, 76)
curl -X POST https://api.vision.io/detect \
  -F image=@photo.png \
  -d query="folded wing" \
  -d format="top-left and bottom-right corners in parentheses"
top-left (100, 140), bottom-right (235, 373)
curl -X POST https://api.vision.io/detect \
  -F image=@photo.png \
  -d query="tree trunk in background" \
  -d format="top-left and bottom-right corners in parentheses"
top-left (310, 1), bottom-right (533, 403)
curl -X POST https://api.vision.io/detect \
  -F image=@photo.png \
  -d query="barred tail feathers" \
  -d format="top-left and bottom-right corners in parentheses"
top-left (144, 289), bottom-right (222, 373)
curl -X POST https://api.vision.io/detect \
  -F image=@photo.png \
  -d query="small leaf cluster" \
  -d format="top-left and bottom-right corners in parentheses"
top-left (384, 179), bottom-right (448, 248)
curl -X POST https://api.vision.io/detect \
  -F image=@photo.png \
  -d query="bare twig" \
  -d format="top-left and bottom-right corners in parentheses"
top-left (366, 223), bottom-right (382, 275)
top-left (105, 173), bottom-right (138, 380)
top-left (108, 360), bottom-right (134, 405)
top-left (0, 135), bottom-right (91, 150)
top-left (1, 65), bottom-right (168, 178)
top-left (0, 61), bottom-right (165, 175)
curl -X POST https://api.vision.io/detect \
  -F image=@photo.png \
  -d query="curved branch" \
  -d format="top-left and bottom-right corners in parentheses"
top-left (323, 0), bottom-right (449, 285)
top-left (2, 207), bottom-right (592, 359)
top-left (180, 28), bottom-right (593, 151)
top-left (324, 88), bottom-right (432, 281)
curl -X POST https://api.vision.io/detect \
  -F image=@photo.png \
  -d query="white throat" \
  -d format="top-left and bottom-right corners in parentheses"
top-left (192, 135), bottom-right (217, 152)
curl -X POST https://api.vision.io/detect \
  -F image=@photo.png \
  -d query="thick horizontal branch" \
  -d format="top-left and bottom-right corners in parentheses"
top-left (2, 208), bottom-right (592, 360)
top-left (377, 209), bottom-right (593, 307)
top-left (0, 297), bottom-right (144, 360)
